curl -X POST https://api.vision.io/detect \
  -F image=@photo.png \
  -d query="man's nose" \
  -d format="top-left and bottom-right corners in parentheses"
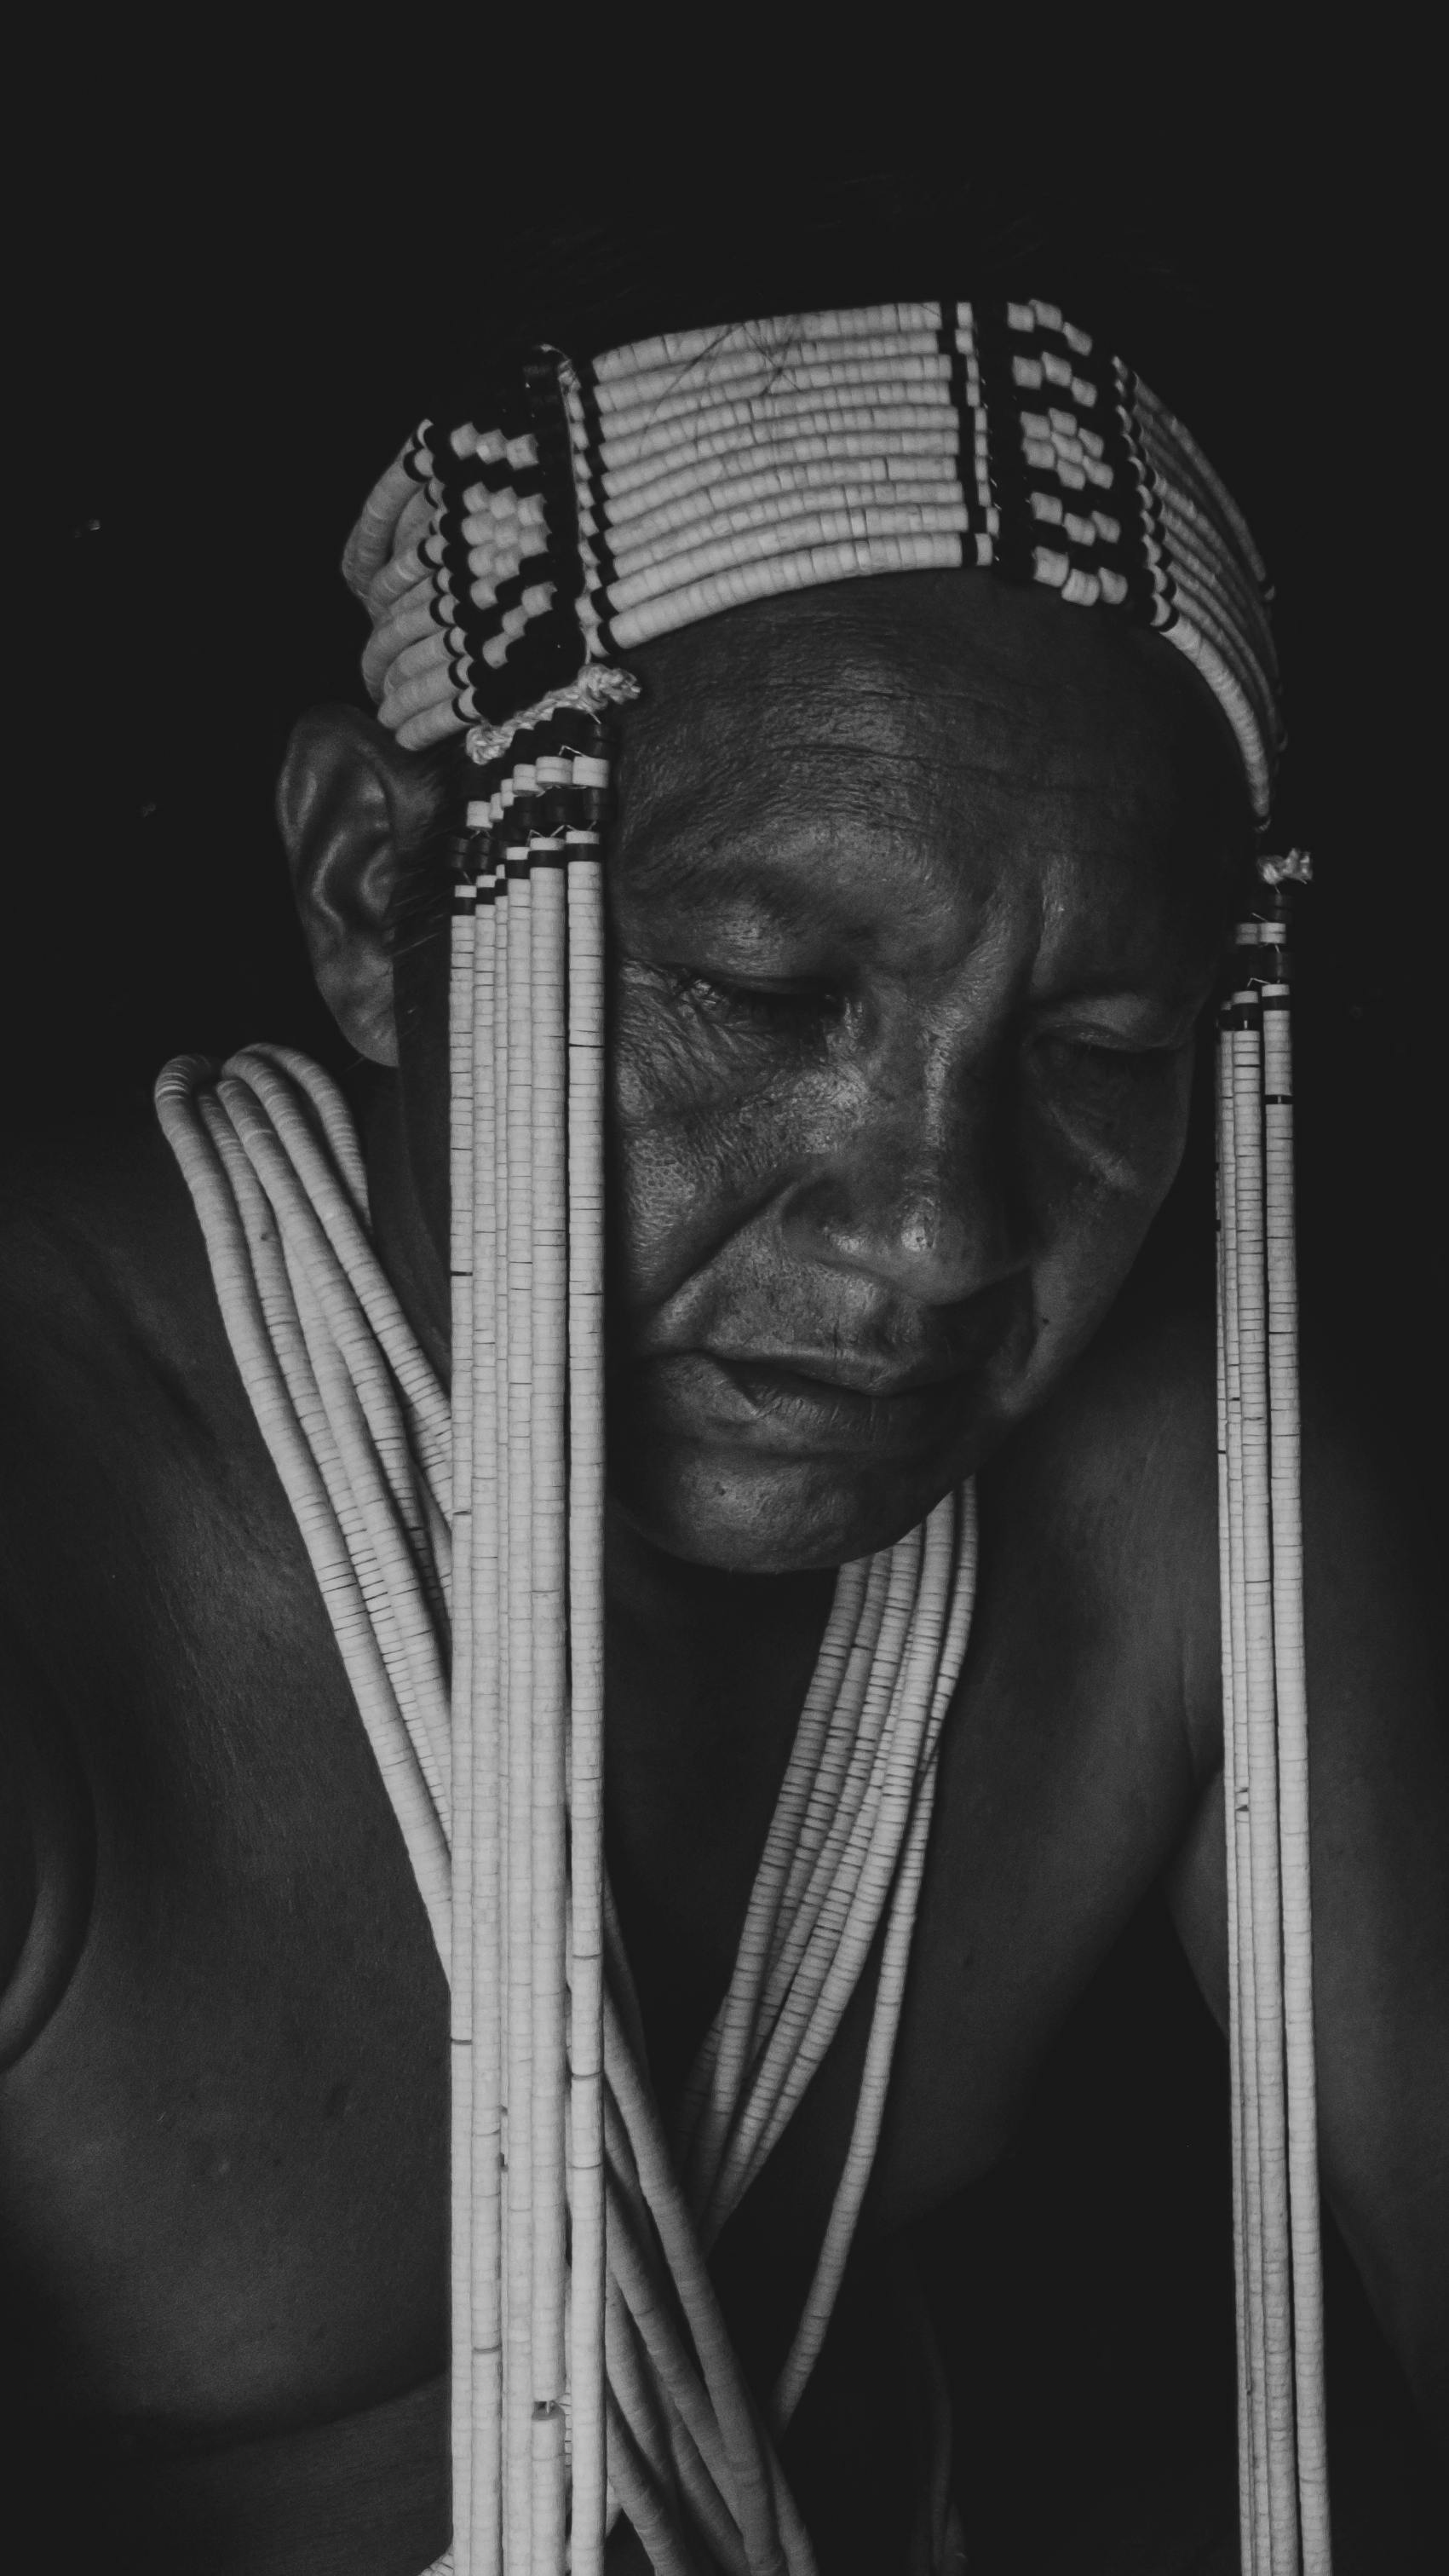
top-left (779, 1033), bottom-right (1026, 1308)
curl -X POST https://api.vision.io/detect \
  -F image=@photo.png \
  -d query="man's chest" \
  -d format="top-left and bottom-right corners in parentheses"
top-left (0, 1404), bottom-right (451, 2432)
top-left (0, 1395), bottom-right (1207, 2441)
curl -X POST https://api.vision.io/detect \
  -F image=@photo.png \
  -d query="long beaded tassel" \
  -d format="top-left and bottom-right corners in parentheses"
top-left (1216, 852), bottom-right (1331, 2576)
top-left (450, 720), bottom-right (611, 2576)
top-left (448, 716), bottom-right (978, 2576)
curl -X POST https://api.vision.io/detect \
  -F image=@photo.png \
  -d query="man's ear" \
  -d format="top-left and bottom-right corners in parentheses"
top-left (277, 705), bottom-right (437, 1067)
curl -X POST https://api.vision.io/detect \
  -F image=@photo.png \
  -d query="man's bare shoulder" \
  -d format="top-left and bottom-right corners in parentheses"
top-left (0, 1095), bottom-right (299, 1675)
top-left (888, 1276), bottom-right (1448, 2245)
top-left (879, 1294), bottom-right (1222, 2215)
top-left (0, 1097), bottom-right (221, 1392)
top-left (0, 1101), bottom-right (260, 1859)
top-left (0, 1104), bottom-right (202, 2043)
top-left (996, 1287), bottom-right (1216, 1495)
top-left (975, 1271), bottom-right (1439, 1809)
top-left (979, 1288), bottom-right (1221, 1711)
top-left (0, 1095), bottom-right (363, 2057)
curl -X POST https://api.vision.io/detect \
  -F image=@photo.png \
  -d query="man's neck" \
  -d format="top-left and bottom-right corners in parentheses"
top-left (602, 1501), bottom-right (832, 1822)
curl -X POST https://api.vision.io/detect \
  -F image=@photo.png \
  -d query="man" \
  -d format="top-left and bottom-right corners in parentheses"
top-left (3, 214), bottom-right (1446, 2573)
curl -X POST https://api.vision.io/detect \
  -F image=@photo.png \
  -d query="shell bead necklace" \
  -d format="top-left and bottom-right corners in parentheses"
top-left (158, 291), bottom-right (1328, 2573)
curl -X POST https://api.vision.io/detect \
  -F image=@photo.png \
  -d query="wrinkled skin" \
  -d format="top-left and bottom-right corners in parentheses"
top-left (600, 574), bottom-right (1243, 1570)
top-left (297, 570), bottom-right (1249, 1565)
top-left (279, 577), bottom-right (1444, 2562)
top-left (0, 568), bottom-right (1440, 2574)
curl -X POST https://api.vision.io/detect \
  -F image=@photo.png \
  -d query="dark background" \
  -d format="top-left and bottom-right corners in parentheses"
top-left (14, 62), bottom-right (1443, 2573)
top-left (20, 112), bottom-right (1444, 1418)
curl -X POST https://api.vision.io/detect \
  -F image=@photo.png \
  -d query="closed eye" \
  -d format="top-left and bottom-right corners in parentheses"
top-left (1039, 1032), bottom-right (1179, 1069)
top-left (1032, 1029), bottom-right (1188, 1112)
top-left (675, 968), bottom-right (846, 1029)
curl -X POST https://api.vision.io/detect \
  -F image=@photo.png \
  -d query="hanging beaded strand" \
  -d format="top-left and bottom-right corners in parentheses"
top-left (157, 1013), bottom-right (980, 2576)
top-left (528, 750), bottom-right (581, 2567)
top-left (1216, 852), bottom-right (1329, 2576)
top-left (226, 298), bottom-right (1302, 2576)
top-left (1217, 1005), bottom-right (1271, 2566)
top-left (1259, 866), bottom-right (1331, 2570)
top-left (450, 844), bottom-right (482, 2573)
top-left (469, 833), bottom-right (505, 2576)
top-left (418, 343), bottom-right (624, 2568)
top-left (451, 718), bottom-right (618, 2574)
top-left (1239, 953), bottom-right (1298, 2566)
top-left (562, 735), bottom-right (612, 2576)
top-left (448, 746), bottom-right (984, 2576)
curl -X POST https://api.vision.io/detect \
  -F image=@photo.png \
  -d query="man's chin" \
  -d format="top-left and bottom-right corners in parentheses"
top-left (607, 1439), bottom-right (963, 1575)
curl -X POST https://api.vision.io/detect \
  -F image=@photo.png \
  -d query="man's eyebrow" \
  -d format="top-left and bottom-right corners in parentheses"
top-left (1030, 950), bottom-right (1220, 1019)
top-left (619, 829), bottom-right (863, 940)
top-left (1035, 977), bottom-right (1210, 1022)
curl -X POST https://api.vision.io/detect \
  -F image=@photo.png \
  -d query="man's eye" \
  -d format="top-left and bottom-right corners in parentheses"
top-left (677, 971), bottom-right (840, 1028)
top-left (1033, 1034), bottom-right (1178, 1100)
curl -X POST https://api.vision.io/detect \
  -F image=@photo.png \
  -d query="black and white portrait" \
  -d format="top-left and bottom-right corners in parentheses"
top-left (4, 87), bottom-right (1442, 2576)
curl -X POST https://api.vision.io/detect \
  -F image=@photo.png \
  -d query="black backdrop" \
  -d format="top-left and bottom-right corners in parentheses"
top-left (21, 121), bottom-right (1444, 1420)
top-left (14, 75), bottom-right (1443, 2571)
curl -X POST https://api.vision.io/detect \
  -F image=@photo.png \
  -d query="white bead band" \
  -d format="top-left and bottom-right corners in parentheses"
top-left (345, 297), bottom-right (1281, 817)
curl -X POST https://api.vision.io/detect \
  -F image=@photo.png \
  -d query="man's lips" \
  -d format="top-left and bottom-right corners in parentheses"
top-left (717, 1347), bottom-right (958, 1397)
top-left (632, 1350), bottom-right (974, 1457)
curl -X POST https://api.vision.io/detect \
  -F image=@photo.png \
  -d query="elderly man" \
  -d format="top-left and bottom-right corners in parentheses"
top-left (2, 205), bottom-right (1445, 2576)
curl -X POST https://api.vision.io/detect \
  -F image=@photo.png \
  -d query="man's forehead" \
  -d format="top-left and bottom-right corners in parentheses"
top-left (614, 569), bottom-right (1248, 862)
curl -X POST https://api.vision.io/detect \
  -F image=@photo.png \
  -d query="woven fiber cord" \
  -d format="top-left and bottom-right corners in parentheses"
top-left (159, 860), bottom-right (1327, 2573)
top-left (166, 287), bottom-right (1315, 2576)
top-left (159, 987), bottom-right (978, 2575)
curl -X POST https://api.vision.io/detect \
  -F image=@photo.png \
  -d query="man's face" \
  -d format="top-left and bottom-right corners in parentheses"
top-left (595, 570), bottom-right (1247, 1573)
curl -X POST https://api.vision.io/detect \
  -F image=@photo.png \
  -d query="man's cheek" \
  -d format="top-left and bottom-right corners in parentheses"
top-left (1031, 1173), bottom-right (1170, 1359)
top-left (609, 1120), bottom-right (703, 1306)
top-left (609, 1072), bottom-right (800, 1312)
top-left (607, 1105), bottom-right (766, 1316)
top-left (1017, 1085), bottom-right (1189, 1251)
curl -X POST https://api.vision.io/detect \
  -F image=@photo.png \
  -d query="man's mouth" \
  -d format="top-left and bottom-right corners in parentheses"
top-left (639, 1350), bottom-right (976, 1458)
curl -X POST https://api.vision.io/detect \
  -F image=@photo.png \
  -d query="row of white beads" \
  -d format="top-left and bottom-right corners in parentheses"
top-left (1216, 953), bottom-right (1330, 2573)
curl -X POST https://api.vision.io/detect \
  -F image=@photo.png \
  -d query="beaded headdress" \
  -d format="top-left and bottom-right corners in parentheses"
top-left (345, 297), bottom-right (1281, 822)
top-left (160, 298), bottom-right (1321, 2576)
